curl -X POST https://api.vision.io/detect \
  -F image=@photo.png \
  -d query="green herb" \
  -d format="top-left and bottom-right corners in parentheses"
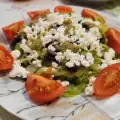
top-left (26, 65), bottom-right (37, 73)
top-left (27, 38), bottom-right (42, 51)
top-left (61, 84), bottom-right (87, 97)
top-left (94, 56), bottom-right (101, 64)
top-left (89, 64), bottom-right (99, 72)
top-left (58, 41), bottom-right (80, 52)
top-left (64, 25), bottom-right (75, 35)
top-left (15, 44), bottom-right (23, 53)
top-left (63, 18), bottom-right (72, 25)
top-left (95, 16), bottom-right (108, 44)
top-left (35, 68), bottom-right (45, 75)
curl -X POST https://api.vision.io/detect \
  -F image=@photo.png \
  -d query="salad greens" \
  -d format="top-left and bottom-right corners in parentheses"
top-left (11, 11), bottom-right (120, 97)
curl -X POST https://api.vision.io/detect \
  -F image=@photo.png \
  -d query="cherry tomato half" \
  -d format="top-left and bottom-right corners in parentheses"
top-left (0, 45), bottom-right (13, 70)
top-left (25, 74), bottom-right (66, 104)
top-left (94, 63), bottom-right (120, 98)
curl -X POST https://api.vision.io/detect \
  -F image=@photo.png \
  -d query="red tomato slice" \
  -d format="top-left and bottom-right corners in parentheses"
top-left (81, 9), bottom-right (105, 23)
top-left (94, 63), bottom-right (120, 98)
top-left (2, 21), bottom-right (24, 43)
top-left (27, 9), bottom-right (50, 20)
top-left (25, 74), bottom-right (66, 104)
top-left (106, 28), bottom-right (120, 54)
top-left (54, 6), bottom-right (72, 14)
top-left (0, 45), bottom-right (13, 70)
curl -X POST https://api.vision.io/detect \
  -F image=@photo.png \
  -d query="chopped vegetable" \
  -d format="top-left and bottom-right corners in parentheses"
top-left (25, 74), bottom-right (66, 103)
top-left (106, 28), bottom-right (120, 54)
top-left (94, 63), bottom-right (120, 98)
top-left (54, 6), bottom-right (73, 14)
top-left (0, 45), bottom-right (13, 70)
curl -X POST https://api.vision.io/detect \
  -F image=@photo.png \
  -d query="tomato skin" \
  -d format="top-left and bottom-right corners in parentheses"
top-left (27, 9), bottom-right (50, 20)
top-left (94, 63), bottom-right (120, 98)
top-left (25, 74), bottom-right (66, 104)
top-left (0, 45), bottom-right (13, 70)
top-left (2, 21), bottom-right (24, 43)
top-left (81, 9), bottom-right (105, 23)
top-left (54, 6), bottom-right (72, 14)
top-left (106, 28), bottom-right (120, 55)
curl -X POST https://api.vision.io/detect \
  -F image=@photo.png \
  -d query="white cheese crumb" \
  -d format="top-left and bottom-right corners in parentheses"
top-left (65, 61), bottom-right (74, 68)
top-left (57, 80), bottom-right (69, 86)
top-left (55, 52), bottom-right (64, 62)
top-left (86, 53), bottom-right (94, 65)
top-left (11, 50), bottom-right (21, 60)
top-left (32, 60), bottom-right (41, 67)
top-left (23, 26), bottom-right (32, 34)
top-left (27, 51), bottom-right (38, 60)
top-left (88, 76), bottom-right (96, 86)
top-left (52, 62), bottom-right (58, 68)
top-left (9, 60), bottom-right (29, 78)
top-left (48, 45), bottom-right (56, 52)
top-left (85, 86), bottom-right (94, 96)
top-left (20, 39), bottom-right (32, 53)
top-left (99, 48), bottom-right (116, 69)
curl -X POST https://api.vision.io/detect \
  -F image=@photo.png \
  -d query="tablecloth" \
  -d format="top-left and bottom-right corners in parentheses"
top-left (0, 0), bottom-right (120, 120)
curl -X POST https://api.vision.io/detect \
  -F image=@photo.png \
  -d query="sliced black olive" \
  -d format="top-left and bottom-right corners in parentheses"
top-left (82, 22), bottom-right (96, 30)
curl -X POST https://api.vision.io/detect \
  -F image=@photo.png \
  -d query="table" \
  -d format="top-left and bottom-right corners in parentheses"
top-left (0, 0), bottom-right (120, 120)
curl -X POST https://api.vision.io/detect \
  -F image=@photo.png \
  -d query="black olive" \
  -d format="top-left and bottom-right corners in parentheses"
top-left (10, 35), bottom-right (21, 50)
top-left (78, 20), bottom-right (82, 24)
top-left (66, 66), bottom-right (78, 72)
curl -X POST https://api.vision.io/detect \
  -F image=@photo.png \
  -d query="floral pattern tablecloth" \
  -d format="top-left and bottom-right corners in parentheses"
top-left (0, 0), bottom-right (120, 120)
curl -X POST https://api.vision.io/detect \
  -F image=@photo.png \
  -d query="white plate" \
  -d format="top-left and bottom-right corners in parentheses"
top-left (0, 4), bottom-right (120, 120)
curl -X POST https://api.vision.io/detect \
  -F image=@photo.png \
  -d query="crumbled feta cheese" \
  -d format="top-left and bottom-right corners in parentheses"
top-left (64, 49), bottom-right (81, 67)
top-left (9, 60), bottom-right (29, 78)
top-left (55, 52), bottom-right (64, 62)
top-left (23, 26), bottom-right (32, 34)
top-left (32, 60), bottom-right (41, 67)
top-left (47, 13), bottom-right (64, 24)
top-left (27, 33), bottom-right (34, 39)
top-left (65, 61), bottom-right (74, 68)
top-left (48, 45), bottom-right (56, 52)
top-left (55, 50), bottom-right (94, 68)
top-left (27, 51), bottom-right (39, 60)
top-left (80, 55), bottom-right (90, 67)
top-left (90, 27), bottom-right (101, 39)
top-left (38, 20), bottom-right (51, 28)
top-left (61, 81), bottom-right (69, 86)
top-left (57, 80), bottom-right (69, 86)
top-left (104, 48), bottom-right (115, 61)
top-left (11, 50), bottom-right (21, 60)
top-left (52, 62), bottom-right (58, 68)
top-left (86, 53), bottom-right (94, 65)
top-left (96, 46), bottom-right (103, 57)
top-left (99, 48), bottom-right (116, 69)
top-left (88, 76), bottom-right (96, 86)
top-left (85, 86), bottom-right (94, 95)
top-left (81, 60), bottom-right (90, 67)
top-left (20, 39), bottom-right (32, 53)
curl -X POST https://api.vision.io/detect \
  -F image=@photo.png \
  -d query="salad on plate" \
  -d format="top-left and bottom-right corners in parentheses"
top-left (1, 6), bottom-right (120, 104)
